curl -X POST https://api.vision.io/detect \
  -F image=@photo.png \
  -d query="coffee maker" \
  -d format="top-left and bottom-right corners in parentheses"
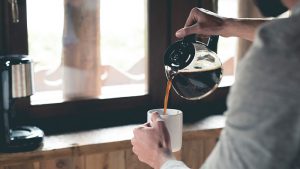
top-left (0, 55), bottom-right (44, 152)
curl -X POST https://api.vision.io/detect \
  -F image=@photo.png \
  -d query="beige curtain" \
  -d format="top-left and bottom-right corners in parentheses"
top-left (63, 0), bottom-right (101, 100)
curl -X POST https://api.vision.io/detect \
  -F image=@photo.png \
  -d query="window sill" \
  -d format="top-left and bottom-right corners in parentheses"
top-left (219, 75), bottom-right (235, 88)
top-left (31, 84), bottom-right (148, 105)
top-left (0, 115), bottom-right (225, 166)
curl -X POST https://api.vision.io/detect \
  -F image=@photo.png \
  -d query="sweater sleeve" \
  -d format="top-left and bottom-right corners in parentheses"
top-left (165, 14), bottom-right (300, 169)
top-left (201, 17), bottom-right (300, 169)
top-left (161, 160), bottom-right (190, 169)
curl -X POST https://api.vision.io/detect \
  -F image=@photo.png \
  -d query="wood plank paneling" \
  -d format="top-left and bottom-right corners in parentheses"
top-left (0, 116), bottom-right (224, 166)
top-left (39, 156), bottom-right (84, 169)
top-left (1, 138), bottom-right (218, 169)
top-left (33, 162), bottom-right (40, 169)
top-left (182, 140), bottom-right (204, 169)
top-left (105, 151), bottom-right (126, 169)
top-left (173, 150), bottom-right (182, 161)
top-left (124, 149), bottom-right (152, 169)
top-left (204, 138), bottom-right (217, 159)
top-left (2, 163), bottom-right (35, 169)
top-left (38, 151), bottom-right (126, 169)
top-left (85, 154), bottom-right (106, 169)
top-left (182, 138), bottom-right (218, 169)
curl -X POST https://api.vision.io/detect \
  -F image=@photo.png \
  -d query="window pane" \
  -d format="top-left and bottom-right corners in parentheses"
top-left (27, 0), bottom-right (148, 104)
top-left (217, 0), bottom-right (238, 76)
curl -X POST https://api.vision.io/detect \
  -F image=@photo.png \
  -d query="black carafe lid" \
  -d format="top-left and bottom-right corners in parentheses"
top-left (164, 35), bottom-right (196, 70)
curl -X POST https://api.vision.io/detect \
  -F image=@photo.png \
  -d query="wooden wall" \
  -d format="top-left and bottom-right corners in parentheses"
top-left (0, 138), bottom-right (217, 169)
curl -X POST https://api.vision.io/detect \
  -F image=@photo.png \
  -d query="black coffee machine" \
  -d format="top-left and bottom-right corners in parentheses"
top-left (0, 55), bottom-right (44, 152)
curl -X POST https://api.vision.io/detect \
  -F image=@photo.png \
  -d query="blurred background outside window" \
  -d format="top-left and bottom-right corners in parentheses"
top-left (27, 0), bottom-right (148, 104)
top-left (28, 0), bottom-right (241, 105)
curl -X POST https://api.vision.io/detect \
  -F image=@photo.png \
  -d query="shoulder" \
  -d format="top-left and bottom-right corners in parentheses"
top-left (255, 15), bottom-right (300, 53)
top-left (232, 15), bottom-right (300, 102)
top-left (241, 15), bottom-right (300, 70)
top-left (225, 15), bottom-right (300, 128)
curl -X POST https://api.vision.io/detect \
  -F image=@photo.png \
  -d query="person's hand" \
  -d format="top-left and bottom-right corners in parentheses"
top-left (176, 7), bottom-right (268, 41)
top-left (131, 112), bottom-right (174, 169)
top-left (176, 8), bottom-right (228, 39)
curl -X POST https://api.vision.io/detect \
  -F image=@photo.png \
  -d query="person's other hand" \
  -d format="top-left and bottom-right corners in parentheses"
top-left (176, 8), bottom-right (228, 38)
top-left (131, 112), bottom-right (174, 169)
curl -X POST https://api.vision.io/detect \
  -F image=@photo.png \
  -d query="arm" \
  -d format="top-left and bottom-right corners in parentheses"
top-left (201, 20), bottom-right (300, 168)
top-left (175, 8), bottom-right (270, 41)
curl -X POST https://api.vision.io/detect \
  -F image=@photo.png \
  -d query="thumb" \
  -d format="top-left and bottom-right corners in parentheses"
top-left (150, 112), bottom-right (165, 129)
top-left (151, 112), bottom-right (171, 149)
top-left (175, 24), bottom-right (202, 38)
top-left (151, 112), bottom-right (171, 148)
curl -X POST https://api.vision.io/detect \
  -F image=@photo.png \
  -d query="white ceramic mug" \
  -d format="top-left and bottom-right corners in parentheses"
top-left (147, 109), bottom-right (183, 152)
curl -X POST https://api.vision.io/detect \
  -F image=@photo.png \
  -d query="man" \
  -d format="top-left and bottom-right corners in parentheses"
top-left (131, 0), bottom-right (300, 168)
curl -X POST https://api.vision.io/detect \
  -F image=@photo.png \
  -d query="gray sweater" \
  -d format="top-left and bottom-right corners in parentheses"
top-left (162, 2), bottom-right (300, 169)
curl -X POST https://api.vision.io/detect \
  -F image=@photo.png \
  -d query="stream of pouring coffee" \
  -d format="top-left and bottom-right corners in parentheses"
top-left (163, 79), bottom-right (173, 115)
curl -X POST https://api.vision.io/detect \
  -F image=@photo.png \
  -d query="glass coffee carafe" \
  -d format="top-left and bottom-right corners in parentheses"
top-left (164, 35), bottom-right (223, 100)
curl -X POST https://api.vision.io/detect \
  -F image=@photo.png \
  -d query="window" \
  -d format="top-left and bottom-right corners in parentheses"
top-left (1, 0), bottom-right (230, 134)
top-left (217, 0), bottom-right (238, 76)
top-left (27, 0), bottom-right (148, 104)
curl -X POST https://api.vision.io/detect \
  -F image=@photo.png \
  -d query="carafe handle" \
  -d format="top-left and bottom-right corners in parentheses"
top-left (207, 35), bottom-right (219, 53)
top-left (183, 34), bottom-right (196, 43)
top-left (183, 34), bottom-right (219, 53)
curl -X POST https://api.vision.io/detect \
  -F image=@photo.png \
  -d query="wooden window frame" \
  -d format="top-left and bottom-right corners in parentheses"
top-left (1, 0), bottom-right (229, 135)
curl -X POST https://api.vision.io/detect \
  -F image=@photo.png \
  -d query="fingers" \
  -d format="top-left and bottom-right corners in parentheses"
top-left (151, 112), bottom-right (163, 123)
top-left (184, 7), bottom-right (200, 28)
top-left (176, 8), bottom-right (222, 38)
top-left (131, 137), bottom-right (136, 146)
top-left (176, 7), bottom-right (203, 38)
top-left (143, 122), bottom-right (151, 127)
top-left (150, 113), bottom-right (170, 141)
top-left (131, 126), bottom-right (144, 149)
top-left (150, 113), bottom-right (171, 148)
top-left (176, 24), bottom-right (202, 38)
top-left (150, 112), bottom-right (165, 128)
top-left (132, 124), bottom-right (147, 139)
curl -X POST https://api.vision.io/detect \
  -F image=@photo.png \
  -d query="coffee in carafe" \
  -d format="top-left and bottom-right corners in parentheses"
top-left (171, 66), bottom-right (222, 100)
top-left (164, 35), bottom-right (222, 100)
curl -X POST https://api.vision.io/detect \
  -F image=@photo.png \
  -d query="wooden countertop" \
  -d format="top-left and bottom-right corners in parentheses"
top-left (0, 115), bottom-right (225, 165)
